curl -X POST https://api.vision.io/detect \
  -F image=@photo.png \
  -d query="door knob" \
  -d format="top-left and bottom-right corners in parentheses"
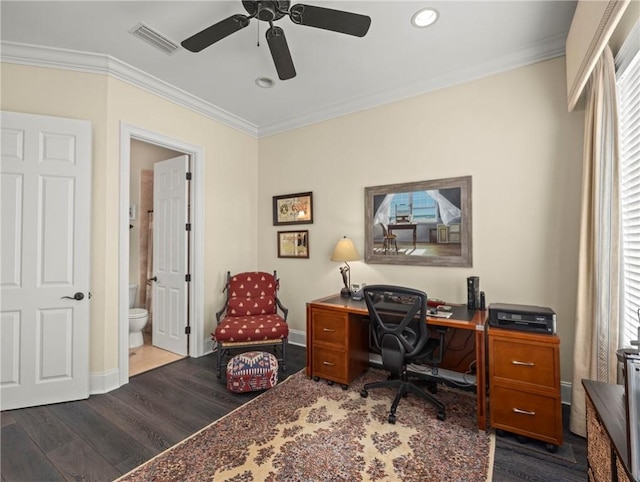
top-left (148, 276), bottom-right (158, 283)
top-left (61, 292), bottom-right (85, 301)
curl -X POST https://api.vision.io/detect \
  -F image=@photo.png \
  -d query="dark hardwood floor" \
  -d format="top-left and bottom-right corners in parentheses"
top-left (1, 343), bottom-right (586, 481)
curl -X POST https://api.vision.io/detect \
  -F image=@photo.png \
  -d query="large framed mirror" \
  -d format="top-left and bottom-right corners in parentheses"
top-left (364, 176), bottom-right (472, 267)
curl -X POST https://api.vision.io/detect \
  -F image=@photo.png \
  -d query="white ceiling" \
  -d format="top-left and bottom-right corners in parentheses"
top-left (1, 1), bottom-right (577, 136)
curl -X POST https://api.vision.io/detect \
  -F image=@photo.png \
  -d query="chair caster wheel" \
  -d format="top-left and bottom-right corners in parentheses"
top-left (313, 376), bottom-right (319, 382)
top-left (517, 435), bottom-right (528, 444)
top-left (545, 443), bottom-right (558, 453)
top-left (360, 389), bottom-right (368, 398)
top-left (327, 380), bottom-right (334, 386)
top-left (388, 413), bottom-right (396, 424)
top-left (437, 411), bottom-right (446, 421)
top-left (342, 384), bottom-right (348, 390)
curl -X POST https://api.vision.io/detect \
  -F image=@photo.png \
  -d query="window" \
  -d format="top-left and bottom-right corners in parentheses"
top-left (617, 20), bottom-right (640, 348)
top-left (388, 191), bottom-right (439, 223)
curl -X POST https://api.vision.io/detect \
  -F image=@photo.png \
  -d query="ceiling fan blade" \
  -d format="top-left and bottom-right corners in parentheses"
top-left (289, 4), bottom-right (371, 37)
top-left (181, 14), bottom-right (250, 52)
top-left (266, 26), bottom-right (296, 80)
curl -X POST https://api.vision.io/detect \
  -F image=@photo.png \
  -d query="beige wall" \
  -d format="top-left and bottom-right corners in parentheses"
top-left (1, 63), bottom-right (259, 374)
top-left (257, 57), bottom-right (585, 384)
top-left (1, 56), bottom-right (585, 385)
top-left (609, 0), bottom-right (640, 54)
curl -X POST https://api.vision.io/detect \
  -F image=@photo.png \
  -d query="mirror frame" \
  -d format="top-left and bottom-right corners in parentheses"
top-left (364, 176), bottom-right (472, 267)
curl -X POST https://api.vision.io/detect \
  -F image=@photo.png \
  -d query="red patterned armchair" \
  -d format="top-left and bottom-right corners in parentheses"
top-left (213, 271), bottom-right (289, 378)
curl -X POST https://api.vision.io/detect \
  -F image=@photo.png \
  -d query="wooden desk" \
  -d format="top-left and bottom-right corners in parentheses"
top-left (306, 294), bottom-right (488, 430)
top-left (388, 223), bottom-right (417, 249)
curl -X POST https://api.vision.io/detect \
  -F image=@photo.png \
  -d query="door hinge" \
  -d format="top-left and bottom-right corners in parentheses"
top-left (186, 223), bottom-right (191, 231)
top-left (185, 273), bottom-right (191, 282)
top-left (185, 326), bottom-right (191, 335)
top-left (186, 172), bottom-right (192, 181)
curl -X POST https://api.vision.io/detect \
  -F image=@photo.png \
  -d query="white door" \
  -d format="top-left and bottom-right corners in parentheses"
top-left (1, 111), bottom-right (91, 410)
top-left (152, 155), bottom-right (189, 355)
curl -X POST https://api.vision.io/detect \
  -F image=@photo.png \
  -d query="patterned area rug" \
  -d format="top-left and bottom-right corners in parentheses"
top-left (117, 369), bottom-right (494, 481)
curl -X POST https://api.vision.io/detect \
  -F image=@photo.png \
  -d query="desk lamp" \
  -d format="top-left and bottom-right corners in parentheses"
top-left (331, 236), bottom-right (361, 297)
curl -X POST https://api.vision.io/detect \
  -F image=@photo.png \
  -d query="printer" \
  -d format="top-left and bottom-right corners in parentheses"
top-left (488, 303), bottom-right (556, 335)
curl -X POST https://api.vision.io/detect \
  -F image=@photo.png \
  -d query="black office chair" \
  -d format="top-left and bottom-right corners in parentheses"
top-left (360, 285), bottom-right (446, 423)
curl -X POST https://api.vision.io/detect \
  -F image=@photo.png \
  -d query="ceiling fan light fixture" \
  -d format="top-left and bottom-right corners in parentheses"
top-left (255, 77), bottom-right (275, 88)
top-left (411, 8), bottom-right (439, 28)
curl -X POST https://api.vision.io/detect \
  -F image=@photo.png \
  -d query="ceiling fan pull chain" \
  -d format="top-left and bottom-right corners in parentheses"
top-left (256, 18), bottom-right (260, 46)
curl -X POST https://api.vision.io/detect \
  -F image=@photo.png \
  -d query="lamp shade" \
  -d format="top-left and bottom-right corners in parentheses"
top-left (331, 236), bottom-right (361, 262)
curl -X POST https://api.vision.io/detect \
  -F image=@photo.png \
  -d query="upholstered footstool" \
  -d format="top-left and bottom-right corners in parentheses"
top-left (226, 351), bottom-right (279, 393)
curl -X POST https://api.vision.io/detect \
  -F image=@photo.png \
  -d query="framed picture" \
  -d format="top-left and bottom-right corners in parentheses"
top-left (273, 191), bottom-right (313, 225)
top-left (277, 230), bottom-right (309, 258)
top-left (364, 176), bottom-right (472, 267)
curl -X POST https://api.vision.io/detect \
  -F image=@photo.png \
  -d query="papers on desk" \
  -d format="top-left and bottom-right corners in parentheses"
top-left (428, 310), bottom-right (453, 319)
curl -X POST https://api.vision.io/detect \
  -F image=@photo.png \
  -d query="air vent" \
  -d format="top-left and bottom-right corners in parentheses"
top-left (130, 22), bottom-right (180, 55)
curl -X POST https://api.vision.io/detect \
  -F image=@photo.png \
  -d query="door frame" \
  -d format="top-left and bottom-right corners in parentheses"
top-left (118, 123), bottom-right (205, 386)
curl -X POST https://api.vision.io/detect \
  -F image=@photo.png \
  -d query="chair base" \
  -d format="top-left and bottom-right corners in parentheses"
top-left (215, 339), bottom-right (287, 379)
top-left (361, 374), bottom-right (446, 424)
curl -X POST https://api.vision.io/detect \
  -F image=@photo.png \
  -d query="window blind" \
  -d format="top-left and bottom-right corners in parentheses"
top-left (617, 19), bottom-right (640, 348)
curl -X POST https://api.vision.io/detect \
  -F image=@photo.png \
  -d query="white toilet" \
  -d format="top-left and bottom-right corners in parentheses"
top-left (129, 283), bottom-right (149, 349)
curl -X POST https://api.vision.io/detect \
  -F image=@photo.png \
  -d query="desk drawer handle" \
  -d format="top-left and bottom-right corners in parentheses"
top-left (322, 328), bottom-right (336, 332)
top-left (513, 408), bottom-right (536, 416)
top-left (512, 361), bottom-right (535, 367)
top-left (323, 361), bottom-right (335, 366)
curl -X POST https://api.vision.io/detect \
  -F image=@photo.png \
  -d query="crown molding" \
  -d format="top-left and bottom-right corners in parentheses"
top-left (2, 34), bottom-right (566, 139)
top-left (257, 32), bottom-right (568, 137)
top-left (0, 42), bottom-right (258, 137)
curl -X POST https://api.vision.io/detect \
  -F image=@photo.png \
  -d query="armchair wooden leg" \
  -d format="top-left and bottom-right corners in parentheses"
top-left (281, 339), bottom-right (287, 373)
top-left (216, 346), bottom-right (223, 379)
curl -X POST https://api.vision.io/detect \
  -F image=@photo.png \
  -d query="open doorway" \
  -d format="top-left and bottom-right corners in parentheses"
top-left (119, 123), bottom-right (205, 387)
top-left (128, 140), bottom-right (186, 376)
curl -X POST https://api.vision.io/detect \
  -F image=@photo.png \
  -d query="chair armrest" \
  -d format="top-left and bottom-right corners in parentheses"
top-left (275, 297), bottom-right (289, 321)
top-left (215, 303), bottom-right (228, 323)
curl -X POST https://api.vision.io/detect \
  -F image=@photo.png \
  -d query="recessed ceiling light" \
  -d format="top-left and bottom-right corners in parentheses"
top-left (255, 77), bottom-right (275, 88)
top-left (411, 8), bottom-right (439, 28)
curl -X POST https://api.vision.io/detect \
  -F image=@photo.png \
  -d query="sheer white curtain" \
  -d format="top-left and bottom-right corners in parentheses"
top-left (426, 190), bottom-right (460, 225)
top-left (373, 194), bottom-right (394, 226)
top-left (570, 45), bottom-right (621, 437)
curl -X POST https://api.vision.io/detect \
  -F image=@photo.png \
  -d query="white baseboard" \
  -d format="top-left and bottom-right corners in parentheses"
top-left (95, 331), bottom-right (574, 406)
top-left (90, 368), bottom-right (120, 395)
top-left (288, 328), bottom-right (306, 347)
top-left (561, 381), bottom-right (572, 405)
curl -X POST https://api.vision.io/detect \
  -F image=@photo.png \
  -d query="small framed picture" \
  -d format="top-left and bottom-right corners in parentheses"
top-left (273, 192), bottom-right (313, 225)
top-left (277, 230), bottom-right (309, 258)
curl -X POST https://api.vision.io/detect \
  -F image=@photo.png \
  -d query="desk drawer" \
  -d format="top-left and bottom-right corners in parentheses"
top-left (491, 385), bottom-right (560, 442)
top-left (312, 347), bottom-right (348, 383)
top-left (491, 338), bottom-right (557, 388)
top-left (312, 309), bottom-right (347, 348)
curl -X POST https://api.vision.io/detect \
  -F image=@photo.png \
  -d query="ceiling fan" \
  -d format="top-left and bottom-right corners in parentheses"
top-left (181, 1), bottom-right (372, 81)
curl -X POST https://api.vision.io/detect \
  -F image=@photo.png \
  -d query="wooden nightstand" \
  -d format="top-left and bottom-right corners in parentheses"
top-left (488, 327), bottom-right (562, 451)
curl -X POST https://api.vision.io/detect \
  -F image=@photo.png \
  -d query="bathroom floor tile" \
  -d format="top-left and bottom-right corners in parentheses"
top-left (129, 334), bottom-right (185, 377)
